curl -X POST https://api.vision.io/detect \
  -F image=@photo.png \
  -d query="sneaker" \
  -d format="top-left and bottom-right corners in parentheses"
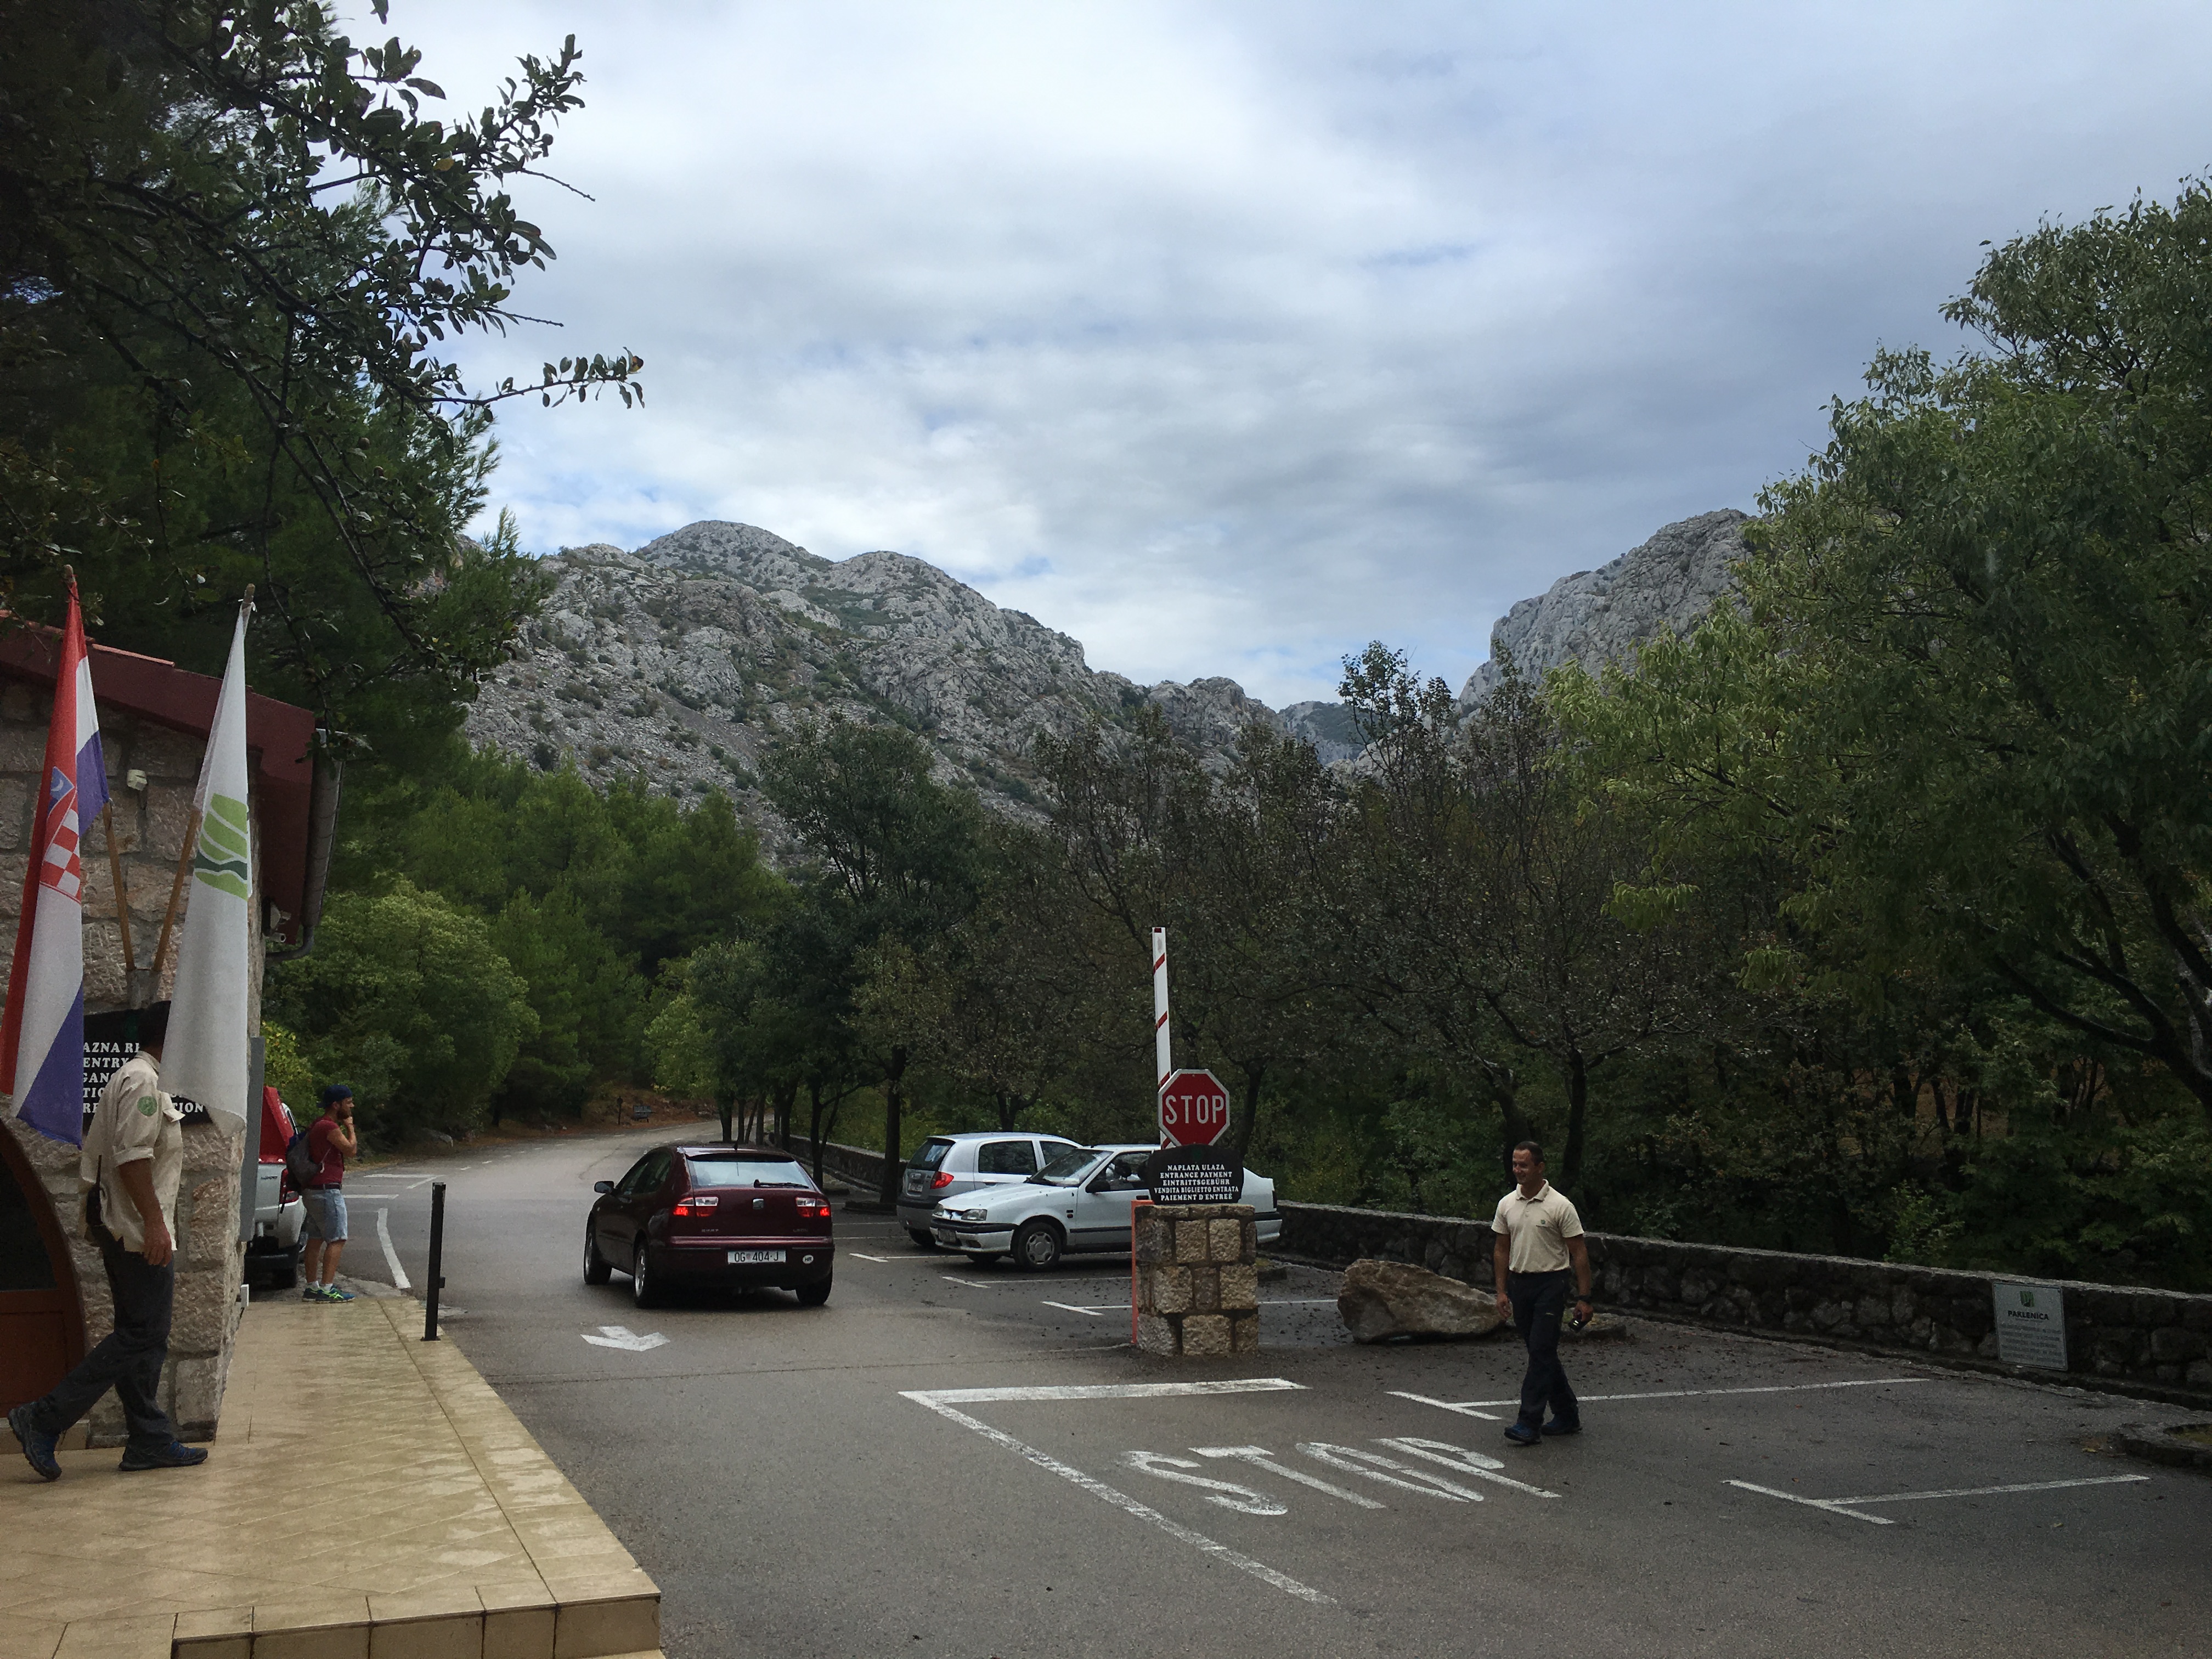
top-left (301, 1284), bottom-right (327, 1302)
top-left (322, 1285), bottom-right (356, 1302)
top-left (1541, 1418), bottom-right (1582, 1436)
top-left (118, 1440), bottom-right (209, 1472)
top-left (1503, 1422), bottom-right (1543, 1448)
top-left (8, 1403), bottom-right (61, 1482)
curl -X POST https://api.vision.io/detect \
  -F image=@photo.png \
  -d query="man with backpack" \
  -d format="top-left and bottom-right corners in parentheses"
top-left (298, 1085), bottom-right (358, 1302)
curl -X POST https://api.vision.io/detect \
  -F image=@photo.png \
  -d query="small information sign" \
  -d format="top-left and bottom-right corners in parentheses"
top-left (1143, 1145), bottom-right (1244, 1206)
top-left (1993, 1280), bottom-right (2067, 1370)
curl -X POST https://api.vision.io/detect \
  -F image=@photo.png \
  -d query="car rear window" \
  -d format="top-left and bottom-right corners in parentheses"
top-left (684, 1156), bottom-right (814, 1189)
top-left (911, 1139), bottom-right (955, 1172)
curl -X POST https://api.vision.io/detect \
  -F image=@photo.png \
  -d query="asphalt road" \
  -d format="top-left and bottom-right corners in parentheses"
top-left (292, 1124), bottom-right (2211, 1659)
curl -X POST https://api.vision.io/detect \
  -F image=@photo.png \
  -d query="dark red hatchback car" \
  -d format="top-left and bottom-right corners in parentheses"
top-left (585, 1143), bottom-right (834, 1308)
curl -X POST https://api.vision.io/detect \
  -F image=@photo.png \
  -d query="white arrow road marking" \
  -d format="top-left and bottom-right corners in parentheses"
top-left (374, 1207), bottom-right (410, 1292)
top-left (582, 1325), bottom-right (670, 1352)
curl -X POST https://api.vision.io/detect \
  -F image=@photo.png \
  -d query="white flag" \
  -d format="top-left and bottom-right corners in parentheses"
top-left (159, 601), bottom-right (252, 1138)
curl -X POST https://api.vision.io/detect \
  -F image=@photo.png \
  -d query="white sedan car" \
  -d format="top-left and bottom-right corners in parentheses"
top-left (929, 1143), bottom-right (1282, 1271)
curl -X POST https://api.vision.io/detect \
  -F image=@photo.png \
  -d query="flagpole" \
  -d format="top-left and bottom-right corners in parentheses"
top-left (149, 805), bottom-right (199, 990)
top-left (100, 803), bottom-right (135, 979)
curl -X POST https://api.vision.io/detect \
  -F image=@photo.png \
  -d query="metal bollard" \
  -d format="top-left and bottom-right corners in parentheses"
top-left (423, 1180), bottom-right (447, 1341)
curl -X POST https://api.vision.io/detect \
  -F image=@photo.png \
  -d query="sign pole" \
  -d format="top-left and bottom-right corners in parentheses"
top-left (1151, 927), bottom-right (1171, 1142)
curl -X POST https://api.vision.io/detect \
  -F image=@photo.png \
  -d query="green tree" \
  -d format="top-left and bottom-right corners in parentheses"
top-left (489, 885), bottom-right (647, 1119)
top-left (2, 0), bottom-right (640, 749)
top-left (1561, 181), bottom-right (2212, 1117)
top-left (265, 879), bottom-right (534, 1141)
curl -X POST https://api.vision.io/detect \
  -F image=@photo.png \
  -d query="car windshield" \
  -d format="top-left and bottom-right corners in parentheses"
top-left (684, 1156), bottom-right (814, 1190)
top-left (1032, 1147), bottom-right (1108, 1186)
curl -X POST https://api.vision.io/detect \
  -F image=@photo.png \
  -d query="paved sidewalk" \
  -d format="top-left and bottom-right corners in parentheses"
top-left (2, 1297), bottom-right (660, 1659)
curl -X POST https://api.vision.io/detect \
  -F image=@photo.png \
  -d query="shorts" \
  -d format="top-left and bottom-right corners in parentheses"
top-left (303, 1187), bottom-right (348, 1243)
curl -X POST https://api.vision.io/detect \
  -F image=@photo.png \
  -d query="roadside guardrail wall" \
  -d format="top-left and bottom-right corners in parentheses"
top-left (787, 1135), bottom-right (891, 1195)
top-left (1278, 1201), bottom-right (2212, 1409)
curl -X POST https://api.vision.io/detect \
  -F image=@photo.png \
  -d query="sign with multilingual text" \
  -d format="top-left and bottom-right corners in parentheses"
top-left (1143, 1144), bottom-right (1244, 1206)
top-left (82, 1009), bottom-right (207, 1126)
top-left (1993, 1280), bottom-right (2067, 1370)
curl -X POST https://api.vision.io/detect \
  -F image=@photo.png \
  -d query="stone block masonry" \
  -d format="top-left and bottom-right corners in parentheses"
top-left (1135, 1203), bottom-right (1259, 1357)
top-left (1280, 1201), bottom-right (2212, 1409)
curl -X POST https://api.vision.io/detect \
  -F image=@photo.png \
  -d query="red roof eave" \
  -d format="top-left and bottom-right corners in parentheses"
top-left (0, 625), bottom-right (317, 944)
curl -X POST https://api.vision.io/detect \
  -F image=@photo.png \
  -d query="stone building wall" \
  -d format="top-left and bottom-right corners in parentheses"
top-left (0, 683), bottom-right (262, 1442)
top-left (1279, 1201), bottom-right (2212, 1409)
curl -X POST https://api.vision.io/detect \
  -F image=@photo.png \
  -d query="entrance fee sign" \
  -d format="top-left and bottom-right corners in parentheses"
top-left (82, 1008), bottom-right (208, 1126)
top-left (1158, 1068), bottom-right (1231, 1147)
top-left (1993, 1280), bottom-right (2067, 1370)
top-left (1143, 1144), bottom-right (1245, 1205)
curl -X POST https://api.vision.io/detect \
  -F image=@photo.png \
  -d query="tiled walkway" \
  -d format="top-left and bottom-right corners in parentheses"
top-left (1, 1299), bottom-right (660, 1659)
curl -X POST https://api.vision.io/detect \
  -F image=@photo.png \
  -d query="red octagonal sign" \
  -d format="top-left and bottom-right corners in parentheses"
top-left (1159, 1068), bottom-right (1232, 1147)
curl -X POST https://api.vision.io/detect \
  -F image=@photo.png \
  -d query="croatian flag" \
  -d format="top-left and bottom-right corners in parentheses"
top-left (1, 582), bottom-right (108, 1145)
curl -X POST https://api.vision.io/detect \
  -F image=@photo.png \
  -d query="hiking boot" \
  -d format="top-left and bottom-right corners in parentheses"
top-left (119, 1440), bottom-right (209, 1472)
top-left (1503, 1422), bottom-right (1542, 1448)
top-left (8, 1404), bottom-right (60, 1481)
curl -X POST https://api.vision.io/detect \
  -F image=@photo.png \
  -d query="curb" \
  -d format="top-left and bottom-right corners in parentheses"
top-left (2114, 1421), bottom-right (2212, 1472)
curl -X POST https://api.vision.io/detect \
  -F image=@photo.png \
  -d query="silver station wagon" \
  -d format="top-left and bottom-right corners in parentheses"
top-left (896, 1131), bottom-right (1084, 1246)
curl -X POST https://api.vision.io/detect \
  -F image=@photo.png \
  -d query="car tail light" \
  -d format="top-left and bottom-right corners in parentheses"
top-left (930, 1171), bottom-right (955, 1189)
top-left (673, 1194), bottom-right (719, 1217)
top-left (793, 1196), bottom-right (832, 1221)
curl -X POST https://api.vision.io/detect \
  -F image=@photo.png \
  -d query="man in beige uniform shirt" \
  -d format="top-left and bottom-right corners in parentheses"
top-left (7, 1003), bottom-right (208, 1480)
top-left (1492, 1140), bottom-right (1593, 1448)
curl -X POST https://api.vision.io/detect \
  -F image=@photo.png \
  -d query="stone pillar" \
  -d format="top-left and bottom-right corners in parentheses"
top-left (1135, 1203), bottom-right (1259, 1357)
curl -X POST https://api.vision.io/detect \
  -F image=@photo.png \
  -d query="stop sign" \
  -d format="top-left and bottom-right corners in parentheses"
top-left (1158, 1068), bottom-right (1232, 1147)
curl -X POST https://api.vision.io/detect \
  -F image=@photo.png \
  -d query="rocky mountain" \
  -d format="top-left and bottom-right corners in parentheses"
top-left (1457, 509), bottom-right (1751, 705)
top-left (462, 522), bottom-right (1321, 851)
top-left (463, 511), bottom-right (1750, 850)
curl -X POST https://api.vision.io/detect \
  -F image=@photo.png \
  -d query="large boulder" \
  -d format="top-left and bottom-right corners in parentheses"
top-left (1337, 1259), bottom-right (1505, 1343)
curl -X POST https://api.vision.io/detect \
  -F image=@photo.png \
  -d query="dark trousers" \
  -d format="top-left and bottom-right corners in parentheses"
top-left (1508, 1268), bottom-right (1579, 1430)
top-left (25, 1221), bottom-right (178, 1452)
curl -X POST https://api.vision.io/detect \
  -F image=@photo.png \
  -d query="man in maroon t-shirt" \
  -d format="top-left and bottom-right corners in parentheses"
top-left (301, 1086), bottom-right (358, 1302)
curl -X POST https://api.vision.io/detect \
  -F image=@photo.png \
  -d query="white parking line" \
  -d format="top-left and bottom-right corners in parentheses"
top-left (940, 1274), bottom-right (995, 1289)
top-left (1392, 1376), bottom-right (1931, 1419)
top-left (903, 1381), bottom-right (1329, 1605)
top-left (1726, 1473), bottom-right (2148, 1526)
top-left (373, 1208), bottom-right (410, 1291)
top-left (912, 1380), bottom-right (1306, 1406)
top-left (1043, 1301), bottom-right (1105, 1316)
top-left (1048, 1297), bottom-right (1339, 1315)
top-left (848, 1252), bottom-right (896, 1263)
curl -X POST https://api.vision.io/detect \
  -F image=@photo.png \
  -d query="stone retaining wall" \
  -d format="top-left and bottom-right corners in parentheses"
top-left (787, 1136), bottom-right (894, 1197)
top-left (1279, 1201), bottom-right (2212, 1407)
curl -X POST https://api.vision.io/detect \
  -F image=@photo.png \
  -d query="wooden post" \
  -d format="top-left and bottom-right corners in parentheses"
top-left (149, 805), bottom-right (200, 990)
top-left (99, 802), bottom-right (135, 977)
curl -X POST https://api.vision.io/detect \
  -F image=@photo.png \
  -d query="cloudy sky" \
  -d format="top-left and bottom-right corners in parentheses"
top-left (394, 2), bottom-right (2212, 706)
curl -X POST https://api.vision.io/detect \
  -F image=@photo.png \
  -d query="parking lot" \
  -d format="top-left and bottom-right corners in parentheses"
top-left (350, 1127), bottom-right (2210, 1659)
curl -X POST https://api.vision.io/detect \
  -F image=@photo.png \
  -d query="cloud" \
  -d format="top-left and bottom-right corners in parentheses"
top-left (387, 0), bottom-right (2212, 703)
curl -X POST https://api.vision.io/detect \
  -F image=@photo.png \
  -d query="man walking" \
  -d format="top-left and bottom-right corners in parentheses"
top-left (1491, 1141), bottom-right (1593, 1448)
top-left (301, 1085), bottom-right (358, 1302)
top-left (7, 1003), bottom-right (208, 1479)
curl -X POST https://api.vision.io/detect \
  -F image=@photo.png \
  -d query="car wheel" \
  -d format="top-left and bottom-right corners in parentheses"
top-left (583, 1222), bottom-right (611, 1285)
top-left (797, 1277), bottom-right (832, 1307)
top-left (1011, 1219), bottom-right (1063, 1272)
top-left (906, 1227), bottom-right (939, 1250)
top-left (631, 1242), bottom-right (661, 1308)
top-left (964, 1252), bottom-right (1002, 1267)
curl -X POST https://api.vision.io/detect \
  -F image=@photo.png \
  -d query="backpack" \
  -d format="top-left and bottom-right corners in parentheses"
top-left (284, 1127), bottom-right (320, 1190)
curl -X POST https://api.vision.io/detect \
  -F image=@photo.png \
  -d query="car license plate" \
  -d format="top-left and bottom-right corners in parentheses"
top-left (932, 1230), bottom-right (958, 1247)
top-left (727, 1249), bottom-right (784, 1265)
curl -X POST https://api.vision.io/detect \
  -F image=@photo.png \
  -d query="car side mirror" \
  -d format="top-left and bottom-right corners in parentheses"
top-left (594, 1181), bottom-right (614, 1194)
